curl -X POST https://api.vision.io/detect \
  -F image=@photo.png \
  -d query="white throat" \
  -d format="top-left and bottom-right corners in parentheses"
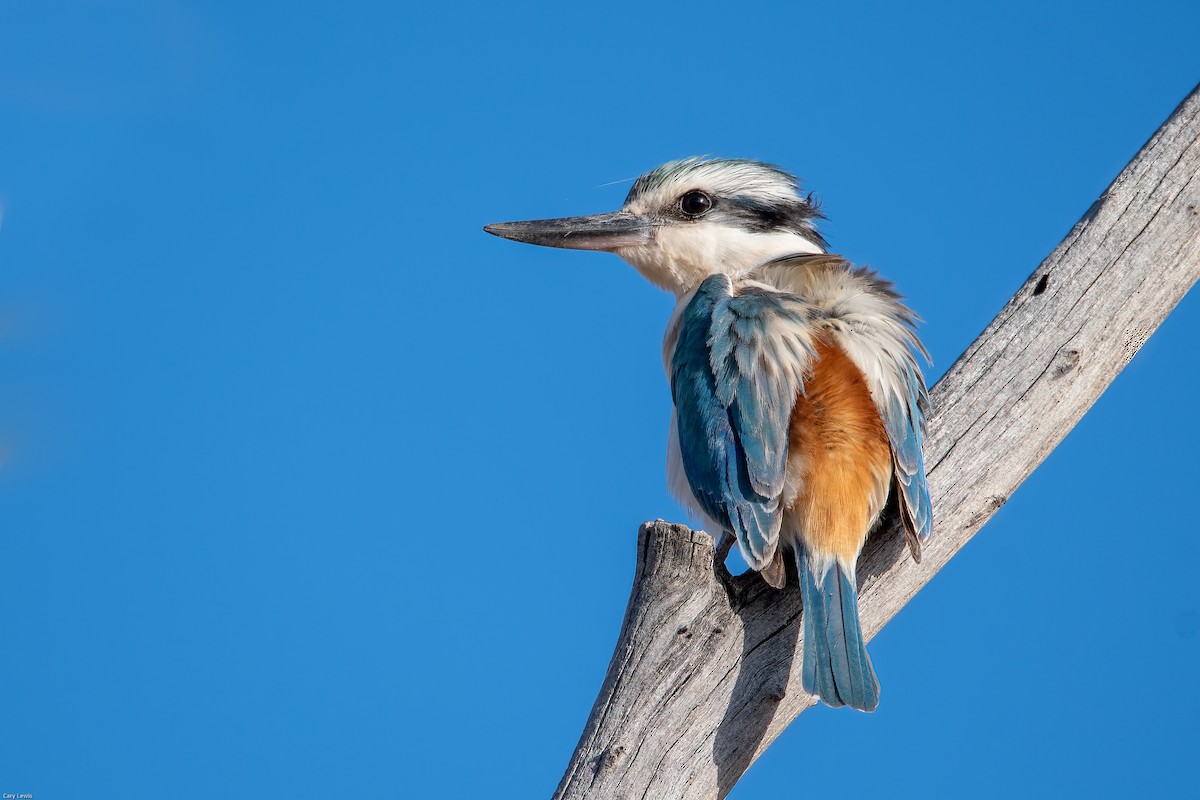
top-left (616, 225), bottom-right (824, 296)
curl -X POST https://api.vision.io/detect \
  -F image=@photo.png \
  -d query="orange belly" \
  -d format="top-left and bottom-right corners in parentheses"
top-left (785, 339), bottom-right (892, 563)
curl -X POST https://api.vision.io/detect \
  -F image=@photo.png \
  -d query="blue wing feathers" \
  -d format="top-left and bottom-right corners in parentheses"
top-left (670, 275), bottom-right (809, 568)
top-left (730, 394), bottom-right (787, 497)
top-left (884, 361), bottom-right (932, 542)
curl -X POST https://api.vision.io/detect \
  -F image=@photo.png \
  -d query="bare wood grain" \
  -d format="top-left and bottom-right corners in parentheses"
top-left (552, 83), bottom-right (1200, 800)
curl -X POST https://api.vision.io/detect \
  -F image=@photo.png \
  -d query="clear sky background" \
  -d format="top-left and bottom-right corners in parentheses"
top-left (2, 2), bottom-right (1198, 798)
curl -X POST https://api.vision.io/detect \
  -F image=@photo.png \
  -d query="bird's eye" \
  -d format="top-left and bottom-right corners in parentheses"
top-left (679, 190), bottom-right (713, 218)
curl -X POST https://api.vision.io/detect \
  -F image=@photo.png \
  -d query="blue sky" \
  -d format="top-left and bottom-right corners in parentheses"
top-left (2, 2), bottom-right (1198, 798)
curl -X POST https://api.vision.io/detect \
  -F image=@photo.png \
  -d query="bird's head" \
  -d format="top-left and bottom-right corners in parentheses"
top-left (485, 157), bottom-right (827, 295)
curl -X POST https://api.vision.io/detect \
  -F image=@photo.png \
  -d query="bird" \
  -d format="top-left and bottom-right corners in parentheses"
top-left (484, 157), bottom-right (930, 712)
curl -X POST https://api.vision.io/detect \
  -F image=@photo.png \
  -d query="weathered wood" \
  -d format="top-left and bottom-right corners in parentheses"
top-left (552, 83), bottom-right (1200, 800)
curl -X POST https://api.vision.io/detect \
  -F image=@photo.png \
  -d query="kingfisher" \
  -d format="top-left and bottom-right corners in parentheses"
top-left (485, 158), bottom-right (930, 712)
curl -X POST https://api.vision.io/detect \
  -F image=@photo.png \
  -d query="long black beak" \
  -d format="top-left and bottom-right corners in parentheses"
top-left (483, 211), bottom-right (654, 251)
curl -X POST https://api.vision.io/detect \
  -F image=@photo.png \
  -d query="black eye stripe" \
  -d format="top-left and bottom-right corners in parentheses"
top-left (726, 195), bottom-right (811, 232)
top-left (729, 196), bottom-right (783, 225)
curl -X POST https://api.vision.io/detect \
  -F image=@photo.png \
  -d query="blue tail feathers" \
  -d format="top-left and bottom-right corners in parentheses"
top-left (798, 547), bottom-right (880, 712)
